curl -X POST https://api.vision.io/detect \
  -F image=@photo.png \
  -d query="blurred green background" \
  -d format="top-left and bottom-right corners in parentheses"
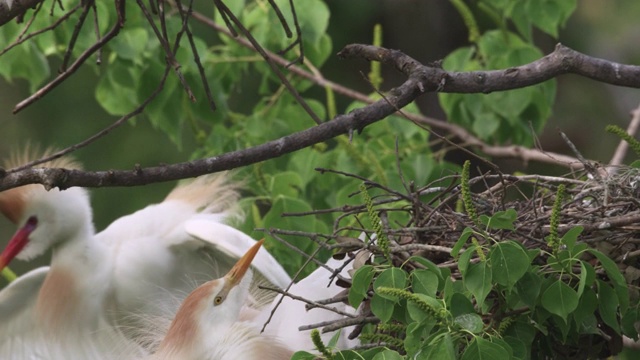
top-left (1, 0), bottom-right (640, 277)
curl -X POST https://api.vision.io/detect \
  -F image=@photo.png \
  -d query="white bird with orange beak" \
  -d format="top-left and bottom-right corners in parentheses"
top-left (152, 239), bottom-right (293, 360)
top-left (0, 151), bottom-right (291, 358)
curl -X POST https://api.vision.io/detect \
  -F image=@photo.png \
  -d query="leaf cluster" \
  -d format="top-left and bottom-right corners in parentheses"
top-left (289, 167), bottom-right (637, 360)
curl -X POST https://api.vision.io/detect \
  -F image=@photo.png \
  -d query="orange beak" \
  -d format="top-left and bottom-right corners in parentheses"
top-left (223, 239), bottom-right (264, 289)
top-left (0, 217), bottom-right (37, 271)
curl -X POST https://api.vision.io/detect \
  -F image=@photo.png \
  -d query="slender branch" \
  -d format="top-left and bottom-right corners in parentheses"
top-left (0, 2), bottom-right (80, 58)
top-left (204, 1), bottom-right (322, 124)
top-left (12, 0), bottom-right (126, 114)
top-left (260, 285), bottom-right (358, 319)
top-left (174, 0), bottom-right (215, 110)
top-left (10, 64), bottom-right (172, 172)
top-left (59, 1), bottom-right (91, 72)
top-left (137, 0), bottom-right (195, 102)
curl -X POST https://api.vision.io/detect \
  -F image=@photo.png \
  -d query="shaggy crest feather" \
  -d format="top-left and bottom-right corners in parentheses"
top-left (164, 172), bottom-right (242, 220)
top-left (3, 144), bottom-right (82, 171)
top-left (0, 145), bottom-right (83, 223)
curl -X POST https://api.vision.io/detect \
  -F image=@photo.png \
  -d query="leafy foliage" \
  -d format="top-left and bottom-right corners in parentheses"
top-left (288, 172), bottom-right (635, 360)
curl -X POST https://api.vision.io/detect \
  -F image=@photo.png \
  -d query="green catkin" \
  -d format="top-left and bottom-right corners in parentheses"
top-left (377, 287), bottom-right (445, 321)
top-left (606, 125), bottom-right (640, 157)
top-left (471, 237), bottom-right (487, 261)
top-left (449, 0), bottom-right (480, 43)
top-left (310, 329), bottom-right (333, 359)
top-left (461, 160), bottom-right (479, 225)
top-left (548, 184), bottom-right (565, 254)
top-left (325, 86), bottom-right (337, 120)
top-left (497, 316), bottom-right (515, 335)
top-left (359, 333), bottom-right (404, 349)
top-left (369, 24), bottom-right (383, 89)
top-left (360, 183), bottom-right (392, 262)
top-left (377, 322), bottom-right (407, 333)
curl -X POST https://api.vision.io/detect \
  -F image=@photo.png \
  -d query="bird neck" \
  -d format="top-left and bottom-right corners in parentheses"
top-left (36, 227), bottom-right (113, 331)
top-left (217, 323), bottom-right (294, 360)
top-left (155, 322), bottom-right (293, 360)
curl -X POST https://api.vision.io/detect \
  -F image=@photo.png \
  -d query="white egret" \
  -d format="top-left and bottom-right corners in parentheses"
top-left (0, 151), bottom-right (291, 358)
top-left (152, 239), bottom-right (293, 360)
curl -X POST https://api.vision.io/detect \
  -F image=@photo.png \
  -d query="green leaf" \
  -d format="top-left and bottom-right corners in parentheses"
top-left (526, 0), bottom-right (577, 38)
top-left (370, 293), bottom-right (394, 323)
top-left (489, 241), bottom-right (530, 289)
top-left (269, 171), bottom-right (303, 198)
top-left (290, 351), bottom-right (316, 360)
top-left (480, 208), bottom-right (517, 230)
top-left (374, 268), bottom-right (407, 296)
top-left (452, 227), bottom-right (474, 259)
top-left (576, 261), bottom-right (595, 297)
top-left (289, 148), bottom-right (329, 189)
top-left (458, 244), bottom-right (477, 276)
top-left (463, 261), bottom-right (492, 307)
top-left (461, 337), bottom-right (510, 360)
top-left (349, 265), bottom-right (375, 308)
top-left (551, 313), bottom-right (572, 342)
top-left (450, 292), bottom-right (476, 317)
top-left (573, 287), bottom-right (598, 330)
top-left (336, 351), bottom-right (369, 360)
top-left (371, 268), bottom-right (407, 323)
top-left (95, 63), bottom-right (140, 115)
top-left (561, 226), bottom-right (583, 252)
top-left (109, 27), bottom-right (149, 61)
top-left (541, 280), bottom-right (579, 322)
top-left (597, 279), bottom-right (621, 334)
top-left (412, 269), bottom-right (439, 297)
top-left (405, 321), bottom-right (429, 356)
top-left (622, 308), bottom-right (639, 340)
top-left (471, 112), bottom-right (501, 140)
top-left (421, 334), bottom-right (457, 360)
top-left (515, 271), bottom-right (541, 309)
top-left (372, 349), bottom-right (404, 360)
top-left (406, 293), bottom-right (443, 323)
top-left (407, 256), bottom-right (445, 285)
top-left (588, 249), bottom-right (629, 313)
top-left (503, 335), bottom-right (527, 360)
top-left (262, 196), bottom-right (319, 275)
top-left (503, 318), bottom-right (536, 352)
top-left (454, 313), bottom-right (484, 334)
top-left (0, 42), bottom-right (50, 93)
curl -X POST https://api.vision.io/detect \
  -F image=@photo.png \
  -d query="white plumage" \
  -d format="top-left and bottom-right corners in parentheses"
top-left (151, 240), bottom-right (293, 360)
top-left (0, 153), bottom-right (290, 359)
top-left (256, 256), bottom-right (360, 352)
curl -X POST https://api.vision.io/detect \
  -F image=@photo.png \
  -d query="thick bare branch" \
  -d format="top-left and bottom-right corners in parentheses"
top-left (3, 43), bottom-right (640, 191)
top-left (0, 0), bottom-right (42, 26)
top-left (338, 43), bottom-right (640, 91)
top-left (190, 17), bottom-right (591, 169)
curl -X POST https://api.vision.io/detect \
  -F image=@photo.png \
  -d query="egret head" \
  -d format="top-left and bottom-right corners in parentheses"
top-left (158, 239), bottom-right (263, 355)
top-left (0, 153), bottom-right (91, 270)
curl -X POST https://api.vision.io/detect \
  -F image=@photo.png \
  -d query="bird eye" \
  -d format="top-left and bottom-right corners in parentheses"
top-left (26, 216), bottom-right (38, 229)
top-left (213, 296), bottom-right (223, 305)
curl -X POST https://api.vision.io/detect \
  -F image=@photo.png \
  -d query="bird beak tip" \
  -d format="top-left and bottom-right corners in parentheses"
top-left (226, 239), bottom-right (264, 285)
top-left (0, 221), bottom-right (35, 271)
